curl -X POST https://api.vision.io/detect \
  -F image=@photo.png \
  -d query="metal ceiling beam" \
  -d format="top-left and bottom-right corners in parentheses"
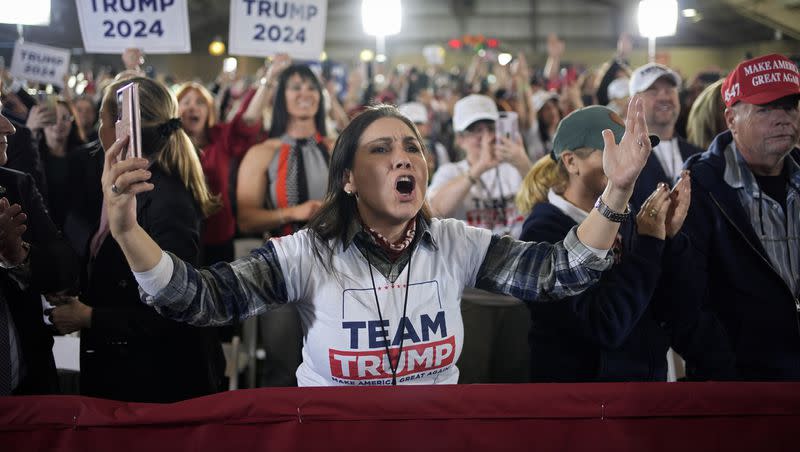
top-left (722, 0), bottom-right (800, 41)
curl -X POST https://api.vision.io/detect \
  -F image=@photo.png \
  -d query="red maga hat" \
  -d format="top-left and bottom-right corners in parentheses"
top-left (721, 53), bottom-right (800, 107)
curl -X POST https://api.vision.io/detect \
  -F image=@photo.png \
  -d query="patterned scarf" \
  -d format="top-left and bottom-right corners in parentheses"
top-left (362, 216), bottom-right (417, 262)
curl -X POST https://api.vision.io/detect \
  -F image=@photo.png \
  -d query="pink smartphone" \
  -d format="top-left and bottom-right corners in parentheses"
top-left (496, 111), bottom-right (518, 142)
top-left (115, 82), bottom-right (142, 161)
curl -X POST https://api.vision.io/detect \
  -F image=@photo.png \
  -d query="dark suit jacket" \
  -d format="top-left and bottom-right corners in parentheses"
top-left (75, 160), bottom-right (225, 403)
top-left (0, 167), bottom-right (79, 395)
top-left (4, 122), bottom-right (47, 198)
top-left (630, 137), bottom-right (704, 209)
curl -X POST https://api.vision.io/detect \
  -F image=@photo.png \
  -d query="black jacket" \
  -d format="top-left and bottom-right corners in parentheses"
top-left (75, 158), bottom-right (224, 402)
top-left (0, 167), bottom-right (79, 394)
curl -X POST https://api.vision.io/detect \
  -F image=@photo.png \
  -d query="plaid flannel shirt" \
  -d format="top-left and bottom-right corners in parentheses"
top-left (141, 218), bottom-right (613, 326)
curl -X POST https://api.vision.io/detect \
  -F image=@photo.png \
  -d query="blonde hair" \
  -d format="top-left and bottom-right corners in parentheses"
top-left (175, 82), bottom-right (217, 130)
top-left (515, 148), bottom-right (596, 215)
top-left (102, 77), bottom-right (221, 218)
top-left (686, 79), bottom-right (726, 150)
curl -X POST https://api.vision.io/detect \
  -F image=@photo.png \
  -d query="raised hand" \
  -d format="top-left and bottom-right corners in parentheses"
top-left (512, 52), bottom-right (530, 84)
top-left (496, 134), bottom-right (531, 174)
top-left (25, 105), bottom-right (56, 131)
top-left (602, 96), bottom-right (653, 197)
top-left (265, 53), bottom-right (292, 84)
top-left (472, 132), bottom-right (500, 176)
top-left (617, 33), bottom-right (633, 58)
top-left (636, 183), bottom-right (672, 240)
top-left (665, 170), bottom-right (691, 238)
top-left (0, 197), bottom-right (28, 265)
top-left (102, 135), bottom-right (153, 237)
top-left (546, 33), bottom-right (565, 58)
top-left (122, 48), bottom-right (144, 71)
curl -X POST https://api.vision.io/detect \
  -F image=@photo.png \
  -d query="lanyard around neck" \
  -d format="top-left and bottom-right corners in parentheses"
top-left (364, 247), bottom-right (413, 386)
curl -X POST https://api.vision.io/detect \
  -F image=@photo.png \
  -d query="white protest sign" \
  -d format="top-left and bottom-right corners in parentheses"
top-left (229, 0), bottom-right (327, 60)
top-left (75, 0), bottom-right (191, 54)
top-left (9, 41), bottom-right (71, 88)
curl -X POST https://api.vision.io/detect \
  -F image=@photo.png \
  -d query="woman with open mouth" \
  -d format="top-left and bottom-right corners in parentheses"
top-left (176, 79), bottom-right (266, 266)
top-left (102, 97), bottom-right (654, 387)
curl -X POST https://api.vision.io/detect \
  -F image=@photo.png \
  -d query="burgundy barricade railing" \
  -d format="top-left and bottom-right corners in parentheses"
top-left (1, 382), bottom-right (799, 451)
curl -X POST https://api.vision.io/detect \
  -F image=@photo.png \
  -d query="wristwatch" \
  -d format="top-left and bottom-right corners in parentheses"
top-left (594, 197), bottom-right (630, 223)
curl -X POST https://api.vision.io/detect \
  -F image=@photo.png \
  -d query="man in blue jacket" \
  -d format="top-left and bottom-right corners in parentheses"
top-left (677, 53), bottom-right (800, 380)
top-left (628, 63), bottom-right (703, 208)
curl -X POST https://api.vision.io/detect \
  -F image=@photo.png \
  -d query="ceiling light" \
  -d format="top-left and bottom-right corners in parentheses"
top-left (0, 0), bottom-right (50, 25)
top-left (208, 37), bottom-right (225, 56)
top-left (497, 53), bottom-right (513, 66)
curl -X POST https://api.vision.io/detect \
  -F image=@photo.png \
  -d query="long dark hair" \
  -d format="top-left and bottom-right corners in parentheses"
top-left (268, 64), bottom-right (327, 138)
top-left (307, 105), bottom-right (432, 258)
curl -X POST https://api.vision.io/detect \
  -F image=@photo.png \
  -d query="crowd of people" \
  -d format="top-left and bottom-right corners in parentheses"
top-left (0, 34), bottom-right (798, 401)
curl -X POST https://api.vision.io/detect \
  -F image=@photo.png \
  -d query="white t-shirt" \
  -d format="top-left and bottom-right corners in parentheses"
top-left (652, 137), bottom-right (683, 182)
top-left (270, 218), bottom-right (492, 386)
top-left (433, 142), bottom-right (451, 168)
top-left (428, 160), bottom-right (525, 238)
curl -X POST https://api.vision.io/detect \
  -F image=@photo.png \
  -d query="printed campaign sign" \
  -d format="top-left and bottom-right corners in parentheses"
top-left (75, 0), bottom-right (191, 54)
top-left (229, 0), bottom-right (327, 60)
top-left (9, 41), bottom-right (71, 88)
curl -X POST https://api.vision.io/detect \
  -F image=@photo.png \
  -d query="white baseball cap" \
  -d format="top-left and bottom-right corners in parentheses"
top-left (629, 63), bottom-right (682, 96)
top-left (397, 102), bottom-right (428, 124)
top-left (452, 94), bottom-right (499, 132)
top-left (607, 77), bottom-right (630, 101)
top-left (530, 90), bottom-right (559, 112)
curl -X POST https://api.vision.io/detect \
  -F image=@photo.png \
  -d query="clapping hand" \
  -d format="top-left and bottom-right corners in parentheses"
top-left (636, 183), bottom-right (672, 240)
top-left (635, 171), bottom-right (691, 240)
top-left (665, 171), bottom-right (691, 238)
top-left (0, 197), bottom-right (28, 266)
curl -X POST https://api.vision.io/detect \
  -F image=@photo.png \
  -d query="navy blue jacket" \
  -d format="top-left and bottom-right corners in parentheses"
top-left (677, 130), bottom-right (800, 380)
top-left (631, 137), bottom-right (703, 209)
top-left (520, 202), bottom-right (676, 381)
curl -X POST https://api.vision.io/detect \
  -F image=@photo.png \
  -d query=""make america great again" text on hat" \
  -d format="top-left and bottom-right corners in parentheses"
top-left (722, 53), bottom-right (800, 107)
